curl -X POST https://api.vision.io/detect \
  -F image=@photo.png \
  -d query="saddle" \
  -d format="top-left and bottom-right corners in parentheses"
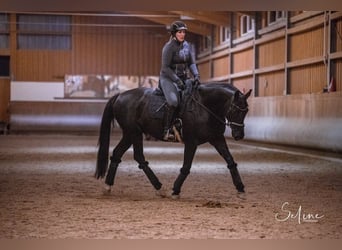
top-left (148, 79), bottom-right (195, 142)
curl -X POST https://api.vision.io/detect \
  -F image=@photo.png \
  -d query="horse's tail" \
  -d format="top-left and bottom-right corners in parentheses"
top-left (95, 94), bottom-right (119, 179)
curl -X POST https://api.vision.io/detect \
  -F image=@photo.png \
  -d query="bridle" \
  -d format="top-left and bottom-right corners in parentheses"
top-left (191, 94), bottom-right (248, 128)
top-left (226, 102), bottom-right (248, 128)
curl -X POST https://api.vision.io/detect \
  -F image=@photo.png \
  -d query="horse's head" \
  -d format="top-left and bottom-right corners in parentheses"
top-left (226, 89), bottom-right (252, 140)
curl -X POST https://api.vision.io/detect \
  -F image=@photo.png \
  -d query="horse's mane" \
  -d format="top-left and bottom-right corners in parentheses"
top-left (200, 82), bottom-right (240, 95)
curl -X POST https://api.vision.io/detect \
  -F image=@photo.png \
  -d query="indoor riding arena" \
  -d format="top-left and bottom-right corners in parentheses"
top-left (0, 11), bottom-right (341, 240)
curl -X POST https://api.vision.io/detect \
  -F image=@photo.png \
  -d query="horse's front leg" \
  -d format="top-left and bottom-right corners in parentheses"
top-left (132, 133), bottom-right (163, 194)
top-left (209, 136), bottom-right (245, 193)
top-left (172, 142), bottom-right (197, 198)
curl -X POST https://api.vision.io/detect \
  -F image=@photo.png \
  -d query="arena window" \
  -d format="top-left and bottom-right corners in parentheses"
top-left (240, 15), bottom-right (255, 36)
top-left (17, 14), bottom-right (71, 50)
top-left (220, 26), bottom-right (231, 44)
top-left (267, 11), bottom-right (287, 25)
top-left (0, 13), bottom-right (9, 49)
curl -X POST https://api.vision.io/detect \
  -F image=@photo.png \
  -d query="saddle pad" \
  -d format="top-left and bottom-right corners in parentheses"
top-left (148, 94), bottom-right (166, 119)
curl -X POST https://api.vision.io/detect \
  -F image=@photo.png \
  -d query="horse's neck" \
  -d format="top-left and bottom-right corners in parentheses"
top-left (198, 87), bottom-right (233, 111)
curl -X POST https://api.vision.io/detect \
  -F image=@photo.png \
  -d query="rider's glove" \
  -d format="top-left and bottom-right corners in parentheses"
top-left (194, 75), bottom-right (201, 88)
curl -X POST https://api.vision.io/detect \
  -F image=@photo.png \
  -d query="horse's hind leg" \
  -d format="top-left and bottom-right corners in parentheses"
top-left (210, 136), bottom-right (245, 193)
top-left (105, 134), bottom-right (132, 190)
top-left (132, 133), bottom-right (163, 192)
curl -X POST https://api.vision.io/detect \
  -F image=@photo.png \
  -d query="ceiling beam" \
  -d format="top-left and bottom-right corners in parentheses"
top-left (122, 11), bottom-right (212, 36)
top-left (170, 11), bottom-right (231, 26)
top-left (237, 11), bottom-right (256, 16)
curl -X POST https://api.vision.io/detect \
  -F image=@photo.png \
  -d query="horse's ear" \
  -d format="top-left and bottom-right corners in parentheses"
top-left (245, 89), bottom-right (252, 99)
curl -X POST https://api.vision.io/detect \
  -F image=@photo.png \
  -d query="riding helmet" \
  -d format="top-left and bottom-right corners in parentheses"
top-left (170, 21), bottom-right (188, 36)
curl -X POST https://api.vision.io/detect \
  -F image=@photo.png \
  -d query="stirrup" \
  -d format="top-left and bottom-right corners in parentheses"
top-left (163, 129), bottom-right (175, 141)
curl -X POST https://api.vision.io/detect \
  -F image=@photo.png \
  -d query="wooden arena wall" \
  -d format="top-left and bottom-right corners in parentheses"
top-left (11, 16), bottom-right (166, 81)
top-left (0, 78), bottom-right (10, 124)
top-left (197, 11), bottom-right (342, 152)
top-left (197, 11), bottom-right (342, 95)
top-left (0, 13), bottom-right (167, 132)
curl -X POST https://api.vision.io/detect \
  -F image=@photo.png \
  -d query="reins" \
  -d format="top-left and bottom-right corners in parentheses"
top-left (190, 94), bottom-right (246, 128)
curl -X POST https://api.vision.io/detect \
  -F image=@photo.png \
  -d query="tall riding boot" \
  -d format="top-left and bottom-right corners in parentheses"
top-left (163, 105), bottom-right (176, 141)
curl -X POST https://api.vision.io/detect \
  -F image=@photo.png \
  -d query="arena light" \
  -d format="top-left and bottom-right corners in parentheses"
top-left (180, 15), bottom-right (195, 20)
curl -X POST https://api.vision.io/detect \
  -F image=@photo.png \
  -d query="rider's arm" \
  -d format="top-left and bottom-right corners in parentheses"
top-left (186, 42), bottom-right (200, 79)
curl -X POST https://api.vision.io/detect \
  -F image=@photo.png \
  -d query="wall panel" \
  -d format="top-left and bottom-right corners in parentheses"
top-left (232, 48), bottom-right (253, 73)
top-left (245, 92), bottom-right (342, 152)
top-left (334, 59), bottom-right (342, 91)
top-left (257, 71), bottom-right (285, 96)
top-left (198, 61), bottom-right (211, 81)
top-left (15, 51), bottom-right (72, 81)
top-left (232, 76), bottom-right (254, 94)
top-left (257, 38), bottom-right (285, 68)
top-left (331, 18), bottom-right (342, 92)
top-left (212, 56), bottom-right (229, 78)
top-left (0, 78), bottom-right (10, 122)
top-left (289, 26), bottom-right (324, 61)
top-left (333, 17), bottom-right (342, 52)
top-left (289, 63), bottom-right (327, 94)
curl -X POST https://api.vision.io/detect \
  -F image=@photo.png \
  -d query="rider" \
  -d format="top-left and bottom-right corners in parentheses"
top-left (159, 20), bottom-right (200, 141)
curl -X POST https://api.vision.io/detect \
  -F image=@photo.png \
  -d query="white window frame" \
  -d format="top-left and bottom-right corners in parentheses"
top-left (240, 15), bottom-right (255, 36)
top-left (220, 26), bottom-right (230, 44)
top-left (200, 35), bottom-right (211, 52)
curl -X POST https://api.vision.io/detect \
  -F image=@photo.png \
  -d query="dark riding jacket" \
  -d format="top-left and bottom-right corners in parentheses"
top-left (160, 38), bottom-right (199, 82)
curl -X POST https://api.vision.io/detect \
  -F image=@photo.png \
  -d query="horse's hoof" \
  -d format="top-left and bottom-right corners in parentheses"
top-left (236, 192), bottom-right (246, 200)
top-left (155, 186), bottom-right (167, 198)
top-left (102, 184), bottom-right (112, 195)
top-left (171, 194), bottom-right (180, 200)
top-left (236, 183), bottom-right (245, 193)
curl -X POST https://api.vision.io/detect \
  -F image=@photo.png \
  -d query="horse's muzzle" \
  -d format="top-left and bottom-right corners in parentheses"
top-left (232, 130), bottom-right (244, 141)
top-left (233, 135), bottom-right (244, 141)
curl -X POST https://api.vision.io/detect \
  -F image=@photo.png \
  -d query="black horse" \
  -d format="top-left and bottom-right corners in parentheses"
top-left (95, 82), bottom-right (252, 198)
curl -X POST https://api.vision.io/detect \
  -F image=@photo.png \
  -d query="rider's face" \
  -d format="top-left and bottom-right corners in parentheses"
top-left (175, 30), bottom-right (186, 42)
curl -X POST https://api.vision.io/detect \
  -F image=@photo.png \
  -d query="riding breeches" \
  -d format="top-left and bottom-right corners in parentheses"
top-left (159, 77), bottom-right (180, 108)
